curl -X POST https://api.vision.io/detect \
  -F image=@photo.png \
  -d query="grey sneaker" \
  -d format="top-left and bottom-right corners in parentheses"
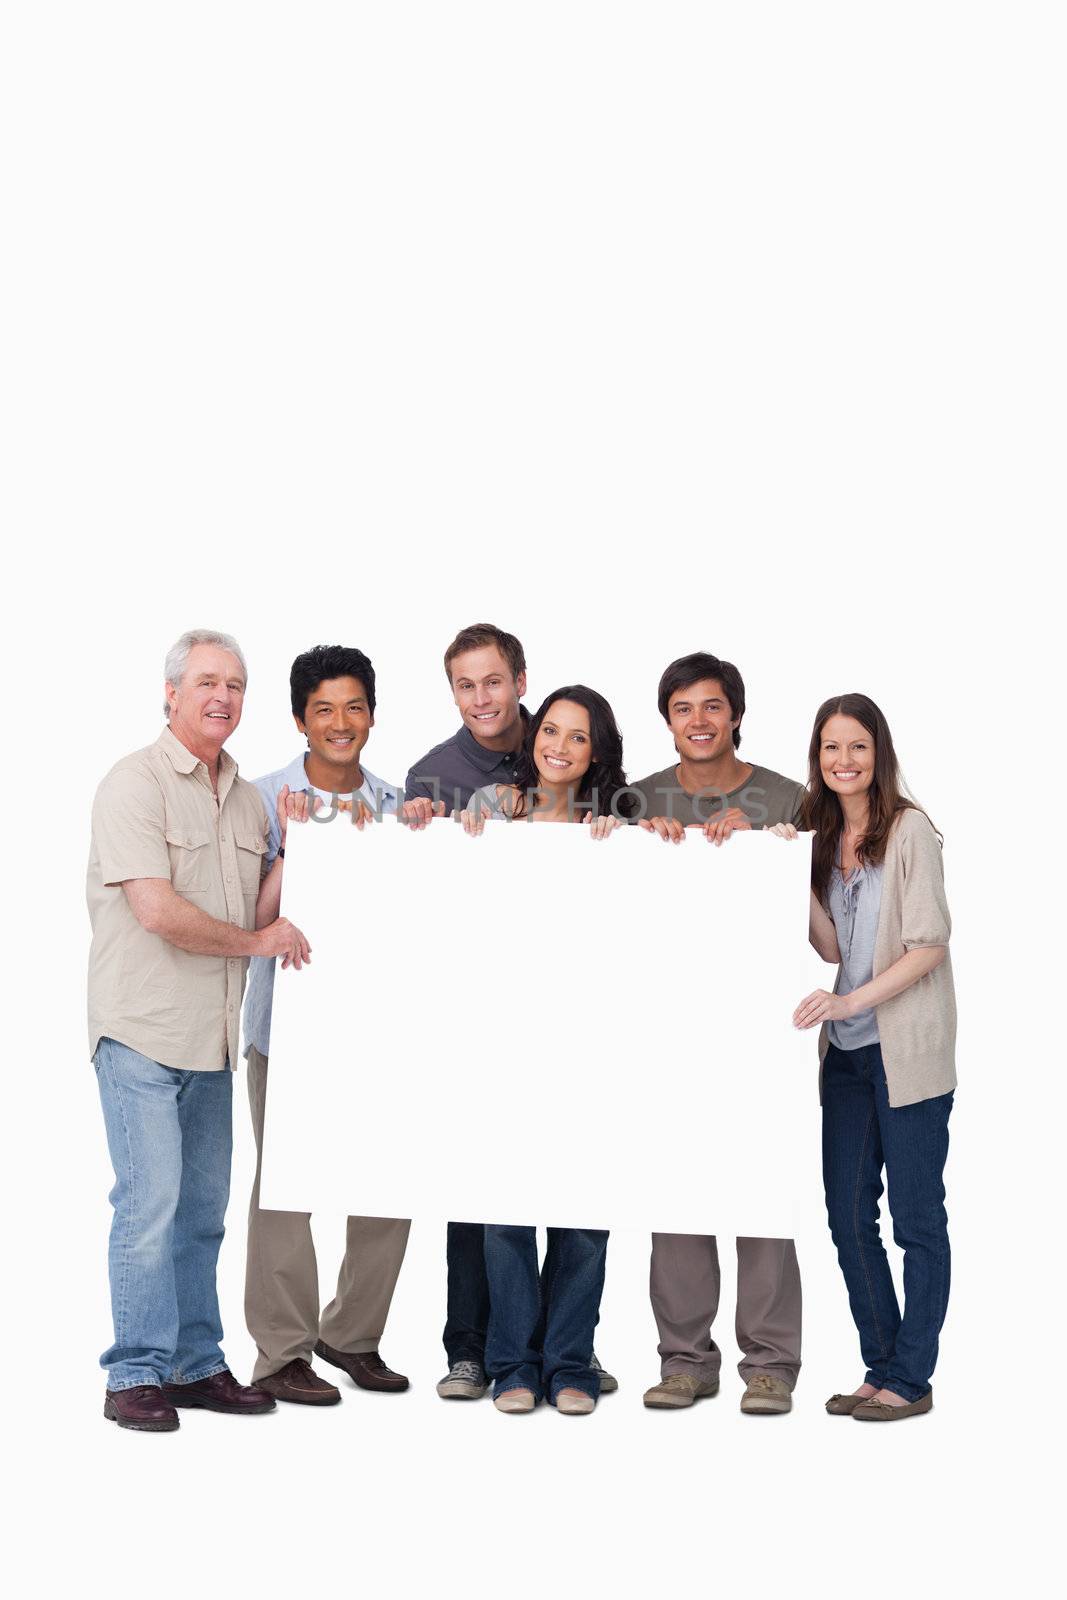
top-left (590, 1353), bottom-right (618, 1394)
top-left (643, 1372), bottom-right (719, 1409)
top-left (436, 1359), bottom-right (489, 1399)
top-left (740, 1373), bottom-right (792, 1414)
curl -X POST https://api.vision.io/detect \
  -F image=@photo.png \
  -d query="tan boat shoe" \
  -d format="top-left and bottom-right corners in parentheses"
top-left (740, 1374), bottom-right (792, 1414)
top-left (643, 1373), bottom-right (720, 1409)
top-left (852, 1389), bottom-right (933, 1421)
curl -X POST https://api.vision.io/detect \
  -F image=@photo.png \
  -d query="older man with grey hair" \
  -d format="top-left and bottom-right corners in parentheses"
top-left (87, 629), bottom-right (311, 1432)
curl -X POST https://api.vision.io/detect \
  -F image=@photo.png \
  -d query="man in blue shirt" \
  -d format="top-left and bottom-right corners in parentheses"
top-left (243, 644), bottom-right (412, 1406)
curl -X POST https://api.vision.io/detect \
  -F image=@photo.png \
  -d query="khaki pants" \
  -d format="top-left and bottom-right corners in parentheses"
top-left (245, 1047), bottom-right (411, 1383)
top-left (650, 1233), bottom-right (802, 1388)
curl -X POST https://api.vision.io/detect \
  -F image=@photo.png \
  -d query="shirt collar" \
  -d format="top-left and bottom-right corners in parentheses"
top-left (156, 724), bottom-right (237, 781)
top-left (455, 705), bottom-right (529, 772)
top-left (284, 750), bottom-right (398, 806)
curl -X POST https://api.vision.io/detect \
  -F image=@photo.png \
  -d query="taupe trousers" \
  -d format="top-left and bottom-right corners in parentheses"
top-left (650, 1234), bottom-right (802, 1387)
top-left (245, 1048), bottom-right (411, 1382)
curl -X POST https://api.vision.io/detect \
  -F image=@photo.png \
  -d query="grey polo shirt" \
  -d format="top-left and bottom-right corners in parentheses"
top-left (628, 762), bottom-right (806, 828)
top-left (404, 711), bottom-right (529, 812)
top-left (241, 750), bottom-right (399, 1058)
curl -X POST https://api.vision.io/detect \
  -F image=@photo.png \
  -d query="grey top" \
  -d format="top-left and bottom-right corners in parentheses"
top-left (404, 710), bottom-right (529, 812)
top-left (628, 762), bottom-right (806, 828)
top-left (826, 855), bottom-right (884, 1050)
top-left (242, 750), bottom-right (399, 1058)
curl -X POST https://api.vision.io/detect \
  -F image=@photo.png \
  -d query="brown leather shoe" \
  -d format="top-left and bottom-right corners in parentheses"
top-left (314, 1340), bottom-right (409, 1392)
top-left (104, 1385), bottom-right (180, 1432)
top-left (162, 1368), bottom-right (276, 1415)
top-left (257, 1359), bottom-right (341, 1406)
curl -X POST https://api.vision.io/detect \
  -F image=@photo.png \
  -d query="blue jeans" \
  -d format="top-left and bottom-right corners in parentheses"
top-left (443, 1222), bottom-right (491, 1365)
top-left (94, 1037), bottom-right (233, 1390)
top-left (484, 1226), bottom-right (608, 1404)
top-left (822, 1041), bottom-right (953, 1402)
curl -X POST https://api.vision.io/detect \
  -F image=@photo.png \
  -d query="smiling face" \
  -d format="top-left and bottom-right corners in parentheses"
top-left (166, 643), bottom-right (246, 756)
top-left (450, 645), bottom-right (526, 749)
top-left (819, 713), bottom-right (876, 799)
top-left (532, 699), bottom-right (593, 788)
top-left (295, 675), bottom-right (373, 773)
top-left (666, 677), bottom-right (739, 765)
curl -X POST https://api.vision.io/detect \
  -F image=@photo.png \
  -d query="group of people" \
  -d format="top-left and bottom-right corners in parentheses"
top-left (87, 622), bottom-right (957, 1432)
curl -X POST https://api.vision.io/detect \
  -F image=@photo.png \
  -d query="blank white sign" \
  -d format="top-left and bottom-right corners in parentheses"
top-left (260, 817), bottom-right (825, 1235)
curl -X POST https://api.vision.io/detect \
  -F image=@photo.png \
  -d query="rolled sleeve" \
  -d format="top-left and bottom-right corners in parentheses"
top-left (900, 812), bottom-right (951, 950)
top-left (255, 777), bottom-right (283, 867)
top-left (92, 768), bottom-right (170, 885)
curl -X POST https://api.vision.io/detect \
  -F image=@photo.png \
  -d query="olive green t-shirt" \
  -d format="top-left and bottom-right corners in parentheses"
top-left (628, 762), bottom-right (806, 828)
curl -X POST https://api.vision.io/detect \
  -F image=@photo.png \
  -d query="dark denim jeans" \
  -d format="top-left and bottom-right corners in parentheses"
top-left (443, 1222), bottom-right (491, 1365)
top-left (822, 1041), bottom-right (953, 1402)
top-left (484, 1225), bottom-right (608, 1404)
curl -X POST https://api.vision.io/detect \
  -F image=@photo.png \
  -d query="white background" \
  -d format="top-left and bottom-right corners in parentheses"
top-left (3, 3), bottom-right (1061, 1597)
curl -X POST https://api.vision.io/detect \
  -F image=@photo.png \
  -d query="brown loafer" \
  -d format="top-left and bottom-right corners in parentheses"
top-left (314, 1340), bottom-right (409, 1392)
top-left (104, 1385), bottom-right (180, 1432)
top-left (826, 1392), bottom-right (868, 1415)
top-left (257, 1359), bottom-right (341, 1406)
top-left (162, 1368), bottom-right (276, 1415)
top-left (853, 1389), bottom-right (933, 1421)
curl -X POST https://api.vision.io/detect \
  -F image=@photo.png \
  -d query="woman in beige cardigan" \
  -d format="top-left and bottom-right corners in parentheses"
top-left (788, 693), bottom-right (956, 1422)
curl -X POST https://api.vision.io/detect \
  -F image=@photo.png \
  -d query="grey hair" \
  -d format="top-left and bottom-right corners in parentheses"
top-left (163, 628), bottom-right (248, 719)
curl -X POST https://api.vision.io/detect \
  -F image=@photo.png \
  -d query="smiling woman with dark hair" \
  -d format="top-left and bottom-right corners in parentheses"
top-left (788, 693), bottom-right (958, 1423)
top-left (459, 684), bottom-right (631, 1415)
top-left (473, 683), bottom-right (636, 824)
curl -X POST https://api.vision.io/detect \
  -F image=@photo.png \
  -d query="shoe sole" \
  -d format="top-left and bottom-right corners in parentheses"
top-left (261, 1389), bottom-right (341, 1406)
top-left (436, 1383), bottom-right (490, 1399)
top-left (164, 1396), bottom-right (276, 1414)
top-left (104, 1396), bottom-right (179, 1432)
top-left (740, 1400), bottom-right (792, 1414)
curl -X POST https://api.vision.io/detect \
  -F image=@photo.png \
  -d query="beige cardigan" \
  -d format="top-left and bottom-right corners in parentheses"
top-left (819, 807), bottom-right (957, 1108)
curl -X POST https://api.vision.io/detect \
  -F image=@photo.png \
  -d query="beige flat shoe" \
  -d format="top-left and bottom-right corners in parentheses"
top-left (494, 1388), bottom-right (536, 1414)
top-left (852, 1389), bottom-right (933, 1421)
top-left (555, 1388), bottom-right (596, 1415)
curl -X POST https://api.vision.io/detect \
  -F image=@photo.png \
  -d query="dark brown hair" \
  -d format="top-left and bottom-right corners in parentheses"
top-left (444, 623), bottom-right (526, 684)
top-left (510, 685), bottom-right (636, 819)
top-left (656, 652), bottom-right (746, 749)
top-left (804, 693), bottom-right (939, 897)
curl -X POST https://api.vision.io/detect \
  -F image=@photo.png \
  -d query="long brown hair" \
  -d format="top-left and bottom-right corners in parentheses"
top-left (803, 694), bottom-right (939, 898)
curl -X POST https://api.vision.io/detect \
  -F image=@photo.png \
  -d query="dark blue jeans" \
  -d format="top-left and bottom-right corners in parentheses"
top-left (484, 1226), bottom-right (608, 1404)
top-left (822, 1041), bottom-right (953, 1402)
top-left (443, 1222), bottom-right (491, 1365)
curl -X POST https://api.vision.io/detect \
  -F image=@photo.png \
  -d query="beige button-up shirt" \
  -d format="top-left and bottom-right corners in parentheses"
top-left (87, 726), bottom-right (270, 1071)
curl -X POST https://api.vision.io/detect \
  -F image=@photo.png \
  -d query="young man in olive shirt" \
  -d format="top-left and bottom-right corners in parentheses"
top-left (634, 652), bottom-right (806, 1415)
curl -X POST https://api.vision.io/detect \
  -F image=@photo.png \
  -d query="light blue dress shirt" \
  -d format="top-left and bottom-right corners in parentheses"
top-left (241, 751), bottom-right (399, 1058)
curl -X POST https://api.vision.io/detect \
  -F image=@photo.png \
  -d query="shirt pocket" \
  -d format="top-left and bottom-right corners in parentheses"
top-left (235, 830), bottom-right (268, 898)
top-left (165, 829), bottom-right (217, 895)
